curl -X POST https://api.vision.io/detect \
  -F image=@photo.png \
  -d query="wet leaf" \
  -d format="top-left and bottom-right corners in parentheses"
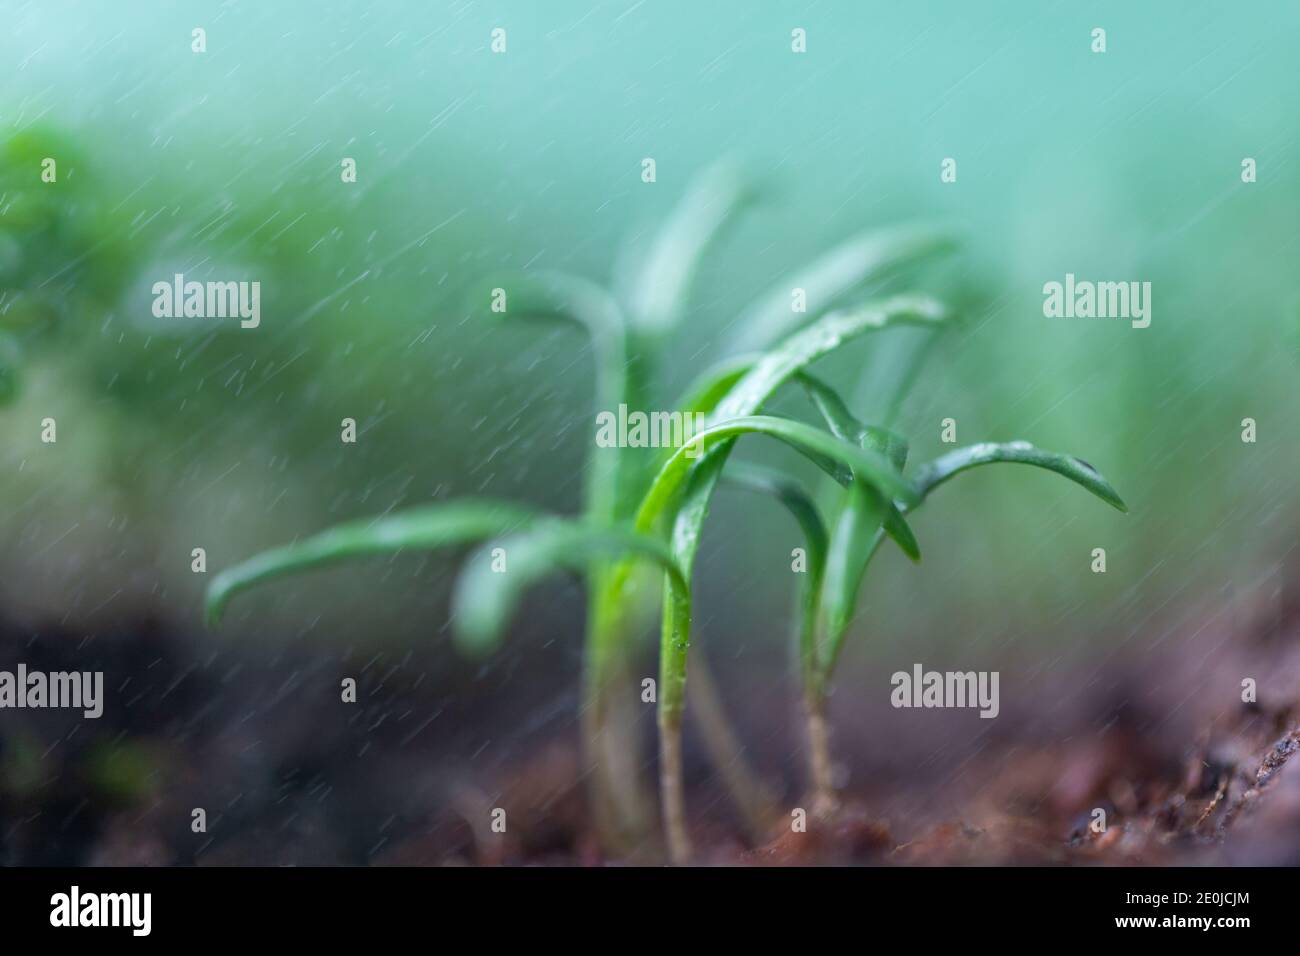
top-left (728, 224), bottom-right (957, 350)
top-left (621, 158), bottom-right (756, 336)
top-left (913, 441), bottom-right (1128, 512)
top-left (453, 522), bottom-right (688, 654)
top-left (205, 500), bottom-right (539, 625)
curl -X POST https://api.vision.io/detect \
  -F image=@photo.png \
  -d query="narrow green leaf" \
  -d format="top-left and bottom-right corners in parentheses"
top-left (819, 440), bottom-right (1126, 673)
top-left (453, 522), bottom-right (689, 654)
top-left (861, 426), bottom-right (919, 563)
top-left (681, 364), bottom-right (916, 564)
top-left (667, 291), bottom-right (945, 474)
top-left (471, 270), bottom-right (628, 521)
top-left (711, 294), bottom-right (948, 424)
top-left (205, 500), bottom-right (539, 625)
top-left (797, 372), bottom-right (866, 446)
top-left (815, 438), bottom-right (918, 680)
top-left (799, 374), bottom-right (919, 562)
top-left (630, 295), bottom-right (947, 726)
top-left (913, 441), bottom-right (1128, 512)
top-left (673, 353), bottom-right (762, 417)
top-left (646, 415), bottom-right (914, 726)
top-left (473, 269), bottom-right (625, 338)
top-left (805, 389), bottom-right (917, 671)
top-left (729, 224), bottom-right (958, 350)
top-left (634, 414), bottom-right (916, 536)
top-left (621, 159), bottom-right (756, 336)
top-left (819, 480), bottom-right (886, 669)
top-left (879, 506), bottom-right (920, 562)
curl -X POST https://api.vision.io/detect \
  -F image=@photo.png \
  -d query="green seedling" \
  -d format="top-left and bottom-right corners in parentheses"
top-left (623, 296), bottom-right (943, 860)
top-left (794, 385), bottom-right (1126, 817)
top-left (205, 162), bottom-right (958, 860)
top-left (621, 293), bottom-right (1125, 860)
top-left (208, 161), bottom-right (755, 854)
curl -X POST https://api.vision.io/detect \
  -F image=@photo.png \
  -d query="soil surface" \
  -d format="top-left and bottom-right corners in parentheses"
top-left (2, 590), bottom-right (1298, 866)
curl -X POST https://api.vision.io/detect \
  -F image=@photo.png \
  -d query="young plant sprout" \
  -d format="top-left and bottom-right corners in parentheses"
top-left (792, 376), bottom-right (1127, 816)
top-left (205, 161), bottom-right (960, 862)
top-left (633, 307), bottom-right (1125, 858)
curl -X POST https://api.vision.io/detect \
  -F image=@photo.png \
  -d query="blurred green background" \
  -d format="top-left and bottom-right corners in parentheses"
top-left (2, 0), bottom-right (1297, 684)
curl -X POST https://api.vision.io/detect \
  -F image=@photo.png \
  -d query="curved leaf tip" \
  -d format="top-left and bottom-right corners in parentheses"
top-left (914, 441), bottom-right (1127, 514)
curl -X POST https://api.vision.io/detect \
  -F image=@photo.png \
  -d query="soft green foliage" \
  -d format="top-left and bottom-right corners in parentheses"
top-left (635, 414), bottom-right (916, 535)
top-left (709, 295), bottom-right (948, 423)
top-left (618, 158), bottom-right (756, 336)
top-left (627, 269), bottom-right (1125, 839)
top-left (205, 499), bottom-right (539, 626)
top-left (0, 332), bottom-right (19, 406)
top-left (629, 296), bottom-right (948, 735)
top-left (469, 270), bottom-right (630, 522)
top-left (638, 412), bottom-right (917, 725)
top-left (0, 127), bottom-right (132, 406)
top-left (453, 523), bottom-right (689, 654)
top-left (913, 441), bottom-right (1128, 512)
top-left (816, 434), bottom-right (1127, 683)
top-left (655, 316), bottom-right (1126, 832)
top-left (204, 161), bottom-right (969, 860)
top-left (800, 372), bottom-right (919, 560)
top-left (673, 354), bottom-right (761, 418)
top-left (728, 225), bottom-right (958, 351)
top-left (199, 150), bottom-right (1124, 858)
top-left (817, 432), bottom-right (1126, 675)
top-left (614, 294), bottom-right (948, 613)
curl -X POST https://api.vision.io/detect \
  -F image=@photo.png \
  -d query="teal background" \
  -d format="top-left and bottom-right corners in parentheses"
top-left (1, 2), bottom-right (1296, 688)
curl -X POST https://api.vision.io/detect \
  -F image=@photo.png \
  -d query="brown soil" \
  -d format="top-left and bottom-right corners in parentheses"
top-left (3, 589), bottom-right (1298, 866)
top-left (381, 591), bottom-right (1300, 866)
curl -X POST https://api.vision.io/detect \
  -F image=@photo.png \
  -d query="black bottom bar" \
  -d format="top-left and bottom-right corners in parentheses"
top-left (0, 865), bottom-right (1283, 942)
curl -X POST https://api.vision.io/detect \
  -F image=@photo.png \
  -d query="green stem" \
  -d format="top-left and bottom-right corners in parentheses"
top-left (804, 681), bottom-right (837, 817)
top-left (658, 711), bottom-right (692, 864)
top-left (582, 577), bottom-right (656, 857)
top-left (657, 548), bottom-right (695, 863)
top-left (584, 328), bottom-right (660, 854)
